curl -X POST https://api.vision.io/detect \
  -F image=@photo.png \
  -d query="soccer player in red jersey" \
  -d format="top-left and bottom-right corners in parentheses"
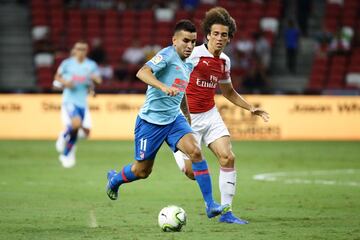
top-left (174, 7), bottom-right (269, 224)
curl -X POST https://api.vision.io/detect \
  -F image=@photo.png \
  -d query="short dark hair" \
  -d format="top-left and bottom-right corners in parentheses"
top-left (174, 19), bottom-right (196, 34)
top-left (201, 7), bottom-right (237, 39)
top-left (73, 40), bottom-right (88, 46)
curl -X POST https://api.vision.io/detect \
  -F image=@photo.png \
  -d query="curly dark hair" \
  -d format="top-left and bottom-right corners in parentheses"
top-left (201, 7), bottom-right (237, 39)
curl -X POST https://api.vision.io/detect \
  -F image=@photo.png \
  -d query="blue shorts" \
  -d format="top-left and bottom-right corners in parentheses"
top-left (64, 103), bottom-right (85, 121)
top-left (134, 114), bottom-right (192, 161)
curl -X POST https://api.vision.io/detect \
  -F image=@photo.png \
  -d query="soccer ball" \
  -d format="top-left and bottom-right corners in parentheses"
top-left (158, 205), bottom-right (186, 232)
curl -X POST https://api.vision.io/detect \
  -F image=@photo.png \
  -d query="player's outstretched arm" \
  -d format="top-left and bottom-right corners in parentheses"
top-left (136, 65), bottom-right (179, 96)
top-left (91, 74), bottom-right (102, 85)
top-left (219, 82), bottom-right (269, 122)
top-left (251, 108), bottom-right (270, 122)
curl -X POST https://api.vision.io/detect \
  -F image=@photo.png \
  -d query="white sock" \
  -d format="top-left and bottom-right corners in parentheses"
top-left (219, 167), bottom-right (237, 206)
top-left (77, 128), bottom-right (88, 139)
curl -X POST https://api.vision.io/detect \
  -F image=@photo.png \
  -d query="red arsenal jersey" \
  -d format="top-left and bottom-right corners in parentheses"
top-left (186, 44), bottom-right (231, 113)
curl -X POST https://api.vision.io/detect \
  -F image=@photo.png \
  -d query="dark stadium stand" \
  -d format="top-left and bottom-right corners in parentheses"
top-left (307, 0), bottom-right (360, 93)
top-left (29, 0), bottom-right (282, 93)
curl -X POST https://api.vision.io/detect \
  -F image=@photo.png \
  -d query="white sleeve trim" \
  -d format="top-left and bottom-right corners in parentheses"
top-left (219, 78), bottom-right (232, 84)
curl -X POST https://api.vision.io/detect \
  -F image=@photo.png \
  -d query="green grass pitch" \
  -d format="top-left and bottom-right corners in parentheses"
top-left (0, 140), bottom-right (359, 240)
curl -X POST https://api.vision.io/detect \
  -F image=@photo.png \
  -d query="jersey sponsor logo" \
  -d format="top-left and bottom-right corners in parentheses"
top-left (150, 54), bottom-right (163, 65)
top-left (196, 78), bottom-right (217, 88)
top-left (72, 75), bottom-right (86, 82)
top-left (202, 60), bottom-right (209, 66)
top-left (172, 78), bottom-right (188, 92)
top-left (209, 75), bottom-right (218, 82)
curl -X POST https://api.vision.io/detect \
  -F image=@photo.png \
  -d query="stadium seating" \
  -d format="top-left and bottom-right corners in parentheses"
top-left (30, 0), bottom-right (282, 93)
top-left (308, 0), bottom-right (360, 93)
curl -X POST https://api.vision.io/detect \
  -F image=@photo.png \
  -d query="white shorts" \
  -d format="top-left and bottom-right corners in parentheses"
top-left (61, 104), bottom-right (92, 129)
top-left (190, 106), bottom-right (230, 147)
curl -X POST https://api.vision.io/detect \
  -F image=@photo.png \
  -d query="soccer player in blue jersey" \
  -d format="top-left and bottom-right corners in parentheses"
top-left (54, 41), bottom-right (102, 168)
top-left (106, 20), bottom-right (230, 218)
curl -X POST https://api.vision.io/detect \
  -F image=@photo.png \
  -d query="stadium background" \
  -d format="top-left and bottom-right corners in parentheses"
top-left (1, 0), bottom-right (360, 140)
top-left (0, 0), bottom-right (359, 239)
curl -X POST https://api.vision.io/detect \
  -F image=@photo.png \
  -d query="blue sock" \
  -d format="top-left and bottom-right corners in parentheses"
top-left (63, 126), bottom-right (72, 138)
top-left (64, 129), bottom-right (77, 156)
top-left (111, 164), bottom-right (138, 188)
top-left (192, 160), bottom-right (214, 207)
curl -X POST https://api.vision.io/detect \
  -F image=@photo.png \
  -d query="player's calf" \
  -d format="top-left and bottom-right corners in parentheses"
top-left (132, 167), bottom-right (152, 179)
top-left (130, 160), bottom-right (154, 179)
top-left (184, 167), bottom-right (195, 180)
top-left (173, 151), bottom-right (195, 180)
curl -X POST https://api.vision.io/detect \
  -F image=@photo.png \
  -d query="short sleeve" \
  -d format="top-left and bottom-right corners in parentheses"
top-left (219, 56), bottom-right (232, 84)
top-left (145, 52), bottom-right (169, 74)
top-left (57, 60), bottom-right (67, 75)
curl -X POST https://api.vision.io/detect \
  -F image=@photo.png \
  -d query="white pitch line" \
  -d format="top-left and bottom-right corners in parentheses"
top-left (0, 181), bottom-right (97, 187)
top-left (253, 169), bottom-right (360, 187)
top-left (89, 210), bottom-right (98, 228)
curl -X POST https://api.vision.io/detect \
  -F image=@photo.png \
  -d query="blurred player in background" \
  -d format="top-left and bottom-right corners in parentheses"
top-left (53, 41), bottom-right (102, 168)
top-left (106, 20), bottom-right (230, 219)
top-left (173, 7), bottom-right (269, 224)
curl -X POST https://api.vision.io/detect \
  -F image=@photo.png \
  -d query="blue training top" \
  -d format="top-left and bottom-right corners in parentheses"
top-left (139, 46), bottom-right (194, 125)
top-left (58, 57), bottom-right (99, 108)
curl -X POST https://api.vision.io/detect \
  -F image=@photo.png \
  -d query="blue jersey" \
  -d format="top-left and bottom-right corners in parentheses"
top-left (139, 46), bottom-right (194, 125)
top-left (57, 57), bottom-right (99, 108)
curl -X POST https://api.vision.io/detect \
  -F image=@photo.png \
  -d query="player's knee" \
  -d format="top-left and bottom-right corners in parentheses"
top-left (71, 118), bottom-right (82, 130)
top-left (220, 152), bottom-right (235, 168)
top-left (186, 145), bottom-right (202, 161)
top-left (72, 122), bottom-right (81, 130)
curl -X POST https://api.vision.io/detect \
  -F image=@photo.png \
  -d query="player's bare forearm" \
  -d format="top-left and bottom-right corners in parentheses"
top-left (136, 65), bottom-right (166, 90)
top-left (180, 94), bottom-right (191, 125)
top-left (91, 74), bottom-right (102, 85)
top-left (136, 65), bottom-right (179, 96)
top-left (220, 83), bottom-right (254, 111)
top-left (89, 83), bottom-right (96, 97)
top-left (220, 83), bottom-right (270, 122)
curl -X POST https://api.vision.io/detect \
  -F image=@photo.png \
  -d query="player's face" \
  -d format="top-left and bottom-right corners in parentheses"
top-left (173, 30), bottom-right (197, 60)
top-left (73, 43), bottom-right (88, 60)
top-left (207, 24), bottom-right (230, 52)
